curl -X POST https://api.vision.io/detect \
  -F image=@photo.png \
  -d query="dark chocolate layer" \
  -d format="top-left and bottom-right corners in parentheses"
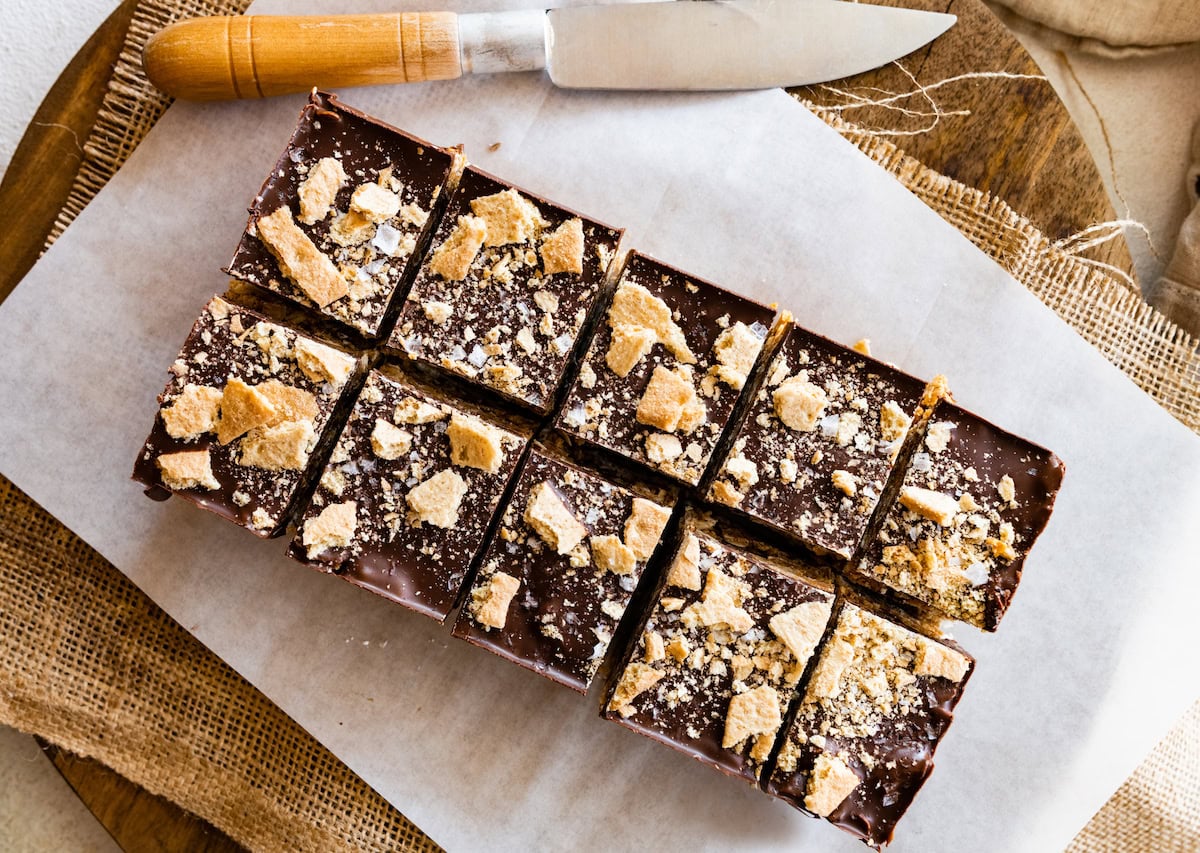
top-left (388, 166), bottom-right (622, 413)
top-left (227, 90), bottom-right (456, 337)
top-left (557, 251), bottom-right (777, 485)
top-left (709, 324), bottom-right (926, 560)
top-left (452, 447), bottom-right (673, 692)
top-left (132, 296), bottom-right (362, 537)
top-left (604, 522), bottom-right (834, 785)
top-left (852, 398), bottom-right (1065, 630)
top-left (287, 369), bottom-right (529, 622)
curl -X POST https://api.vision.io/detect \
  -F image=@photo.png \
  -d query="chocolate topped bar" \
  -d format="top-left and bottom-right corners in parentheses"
top-left (133, 296), bottom-right (363, 537)
top-left (227, 90), bottom-right (457, 337)
top-left (452, 446), bottom-right (674, 692)
top-left (765, 602), bottom-right (973, 848)
top-left (604, 518), bottom-right (834, 784)
top-left (851, 398), bottom-right (1065, 631)
top-left (387, 167), bottom-right (622, 413)
top-left (708, 324), bottom-right (927, 560)
top-left (287, 368), bottom-right (530, 622)
top-left (557, 252), bottom-right (777, 485)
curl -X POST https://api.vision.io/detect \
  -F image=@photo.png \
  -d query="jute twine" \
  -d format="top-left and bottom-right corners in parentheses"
top-left (3, 0), bottom-right (1196, 850)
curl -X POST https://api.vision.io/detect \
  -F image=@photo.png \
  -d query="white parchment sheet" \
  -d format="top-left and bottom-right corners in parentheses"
top-left (1, 1), bottom-right (1199, 850)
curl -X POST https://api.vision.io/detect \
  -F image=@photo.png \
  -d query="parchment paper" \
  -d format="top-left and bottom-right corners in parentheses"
top-left (1, 1), bottom-right (1199, 850)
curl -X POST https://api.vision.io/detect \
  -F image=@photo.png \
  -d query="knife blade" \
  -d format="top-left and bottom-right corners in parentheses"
top-left (143, 1), bottom-right (956, 101)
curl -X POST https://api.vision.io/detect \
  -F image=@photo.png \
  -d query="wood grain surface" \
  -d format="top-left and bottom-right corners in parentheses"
top-left (0, 0), bottom-right (1131, 849)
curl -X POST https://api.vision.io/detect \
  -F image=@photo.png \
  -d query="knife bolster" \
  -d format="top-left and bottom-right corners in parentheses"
top-left (460, 10), bottom-right (548, 76)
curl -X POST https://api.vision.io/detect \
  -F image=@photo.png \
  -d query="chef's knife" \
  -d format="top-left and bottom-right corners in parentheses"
top-left (143, 1), bottom-right (956, 101)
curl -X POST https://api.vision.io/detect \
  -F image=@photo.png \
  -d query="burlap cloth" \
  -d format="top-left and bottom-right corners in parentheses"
top-left (3, 1), bottom-right (1198, 850)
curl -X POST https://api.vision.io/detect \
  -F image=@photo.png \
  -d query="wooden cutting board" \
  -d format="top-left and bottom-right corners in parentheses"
top-left (0, 0), bottom-right (1131, 849)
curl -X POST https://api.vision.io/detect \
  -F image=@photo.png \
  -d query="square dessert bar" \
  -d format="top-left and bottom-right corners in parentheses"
top-left (604, 517), bottom-right (834, 785)
top-left (452, 446), bottom-right (674, 692)
top-left (227, 90), bottom-right (457, 337)
top-left (133, 296), bottom-right (363, 537)
top-left (557, 252), bottom-right (778, 485)
top-left (287, 368), bottom-right (530, 622)
top-left (708, 323), bottom-right (928, 560)
top-left (388, 166), bottom-right (623, 413)
top-left (765, 602), bottom-right (973, 848)
top-left (851, 398), bottom-right (1065, 631)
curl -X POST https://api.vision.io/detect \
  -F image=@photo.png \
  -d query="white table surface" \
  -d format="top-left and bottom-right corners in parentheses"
top-left (1, 1), bottom-right (1198, 848)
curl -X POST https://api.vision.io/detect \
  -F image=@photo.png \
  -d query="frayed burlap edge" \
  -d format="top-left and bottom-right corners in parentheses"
top-left (10, 1), bottom-right (1197, 851)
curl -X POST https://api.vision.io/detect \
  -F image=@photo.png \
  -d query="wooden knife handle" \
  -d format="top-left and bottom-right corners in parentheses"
top-left (142, 14), bottom-right (463, 101)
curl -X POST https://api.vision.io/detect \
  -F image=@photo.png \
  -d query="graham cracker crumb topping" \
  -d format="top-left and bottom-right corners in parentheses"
top-left (157, 449), bottom-right (220, 491)
top-left (406, 468), bottom-right (468, 528)
top-left (239, 420), bottom-right (315, 471)
top-left (913, 639), bottom-right (971, 682)
top-left (681, 569), bottom-right (754, 634)
top-left (804, 753), bottom-right (860, 817)
top-left (297, 156), bottom-right (347, 224)
top-left (878, 400), bottom-right (911, 442)
top-left (302, 501), bottom-right (358, 558)
top-left (217, 379), bottom-right (277, 445)
top-left (447, 413), bottom-right (506, 473)
top-left (722, 684), bottom-right (782, 748)
top-left (610, 663), bottom-right (664, 717)
top-left (590, 535), bottom-right (637, 575)
top-left (429, 215), bottom-right (488, 281)
top-left (370, 419), bottom-right (413, 460)
top-left (524, 481), bottom-right (588, 555)
top-left (623, 498), bottom-right (671, 561)
top-left (774, 378), bottom-right (828, 432)
top-left (665, 533), bottom-right (702, 591)
top-left (256, 206), bottom-right (349, 308)
top-left (540, 218), bottom-right (585, 275)
top-left (711, 322), bottom-right (763, 390)
top-left (606, 325), bottom-right (658, 377)
top-left (474, 571), bottom-right (521, 629)
top-left (470, 188), bottom-right (542, 247)
top-left (607, 281), bottom-right (696, 365)
top-left (899, 486), bottom-right (960, 526)
top-left (162, 385), bottom-right (222, 441)
top-left (769, 601), bottom-right (831, 665)
top-left (635, 366), bottom-right (706, 434)
top-left (295, 338), bottom-right (355, 388)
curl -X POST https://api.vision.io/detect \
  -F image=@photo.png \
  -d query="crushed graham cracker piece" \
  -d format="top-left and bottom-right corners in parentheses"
top-left (899, 487), bottom-right (960, 526)
top-left (925, 421), bottom-right (955, 453)
top-left (406, 469), bottom-right (468, 528)
top-left (635, 366), bottom-right (705, 434)
top-left (157, 449), bottom-right (220, 491)
top-left (645, 433), bottom-right (683, 464)
top-left (447, 413), bottom-right (506, 473)
top-left (533, 290), bottom-right (559, 314)
top-left (986, 537), bottom-right (1016, 560)
top-left (524, 481), bottom-right (588, 555)
top-left (665, 533), bottom-right (702, 590)
top-left (470, 188), bottom-right (541, 246)
top-left (297, 157), bottom-right (347, 224)
top-left (770, 601), bottom-right (831, 664)
top-left (879, 400), bottom-right (911, 442)
top-left (724, 454), bottom-right (759, 490)
top-left (722, 684), bottom-right (782, 748)
top-left (610, 663), bottom-right (664, 717)
top-left (394, 396), bottom-right (447, 424)
top-left (239, 420), bottom-right (315, 471)
top-left (217, 379), bottom-right (277, 445)
top-left (301, 501), bottom-right (358, 558)
top-left (643, 630), bottom-right (665, 662)
top-left (831, 470), bottom-right (857, 497)
top-left (710, 480), bottom-right (744, 507)
top-left (997, 474), bottom-right (1016, 504)
top-left (256, 380), bottom-right (318, 425)
top-left (835, 412), bottom-right (861, 447)
top-left (774, 378), bottom-right (828, 431)
top-left (805, 753), bottom-right (860, 817)
top-left (606, 324), bottom-right (658, 377)
top-left (913, 639), bottom-right (970, 682)
top-left (370, 419), bottom-right (413, 460)
top-left (852, 338), bottom-right (871, 356)
top-left (540, 217), bottom-right (584, 275)
top-left (711, 322), bottom-right (763, 389)
top-left (590, 535), bottom-right (637, 575)
top-left (349, 181), bottom-right (401, 223)
top-left (623, 498), bottom-right (671, 561)
top-left (422, 301), bottom-right (453, 324)
top-left (810, 636), bottom-right (856, 699)
top-left (161, 385), bottom-right (222, 440)
top-left (474, 572), bottom-right (521, 629)
top-left (429, 215), bottom-right (488, 280)
top-left (294, 338), bottom-right (355, 388)
top-left (682, 569), bottom-right (754, 633)
top-left (607, 281), bottom-right (695, 364)
top-left (256, 206), bottom-right (349, 307)
top-left (665, 634), bottom-right (690, 663)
